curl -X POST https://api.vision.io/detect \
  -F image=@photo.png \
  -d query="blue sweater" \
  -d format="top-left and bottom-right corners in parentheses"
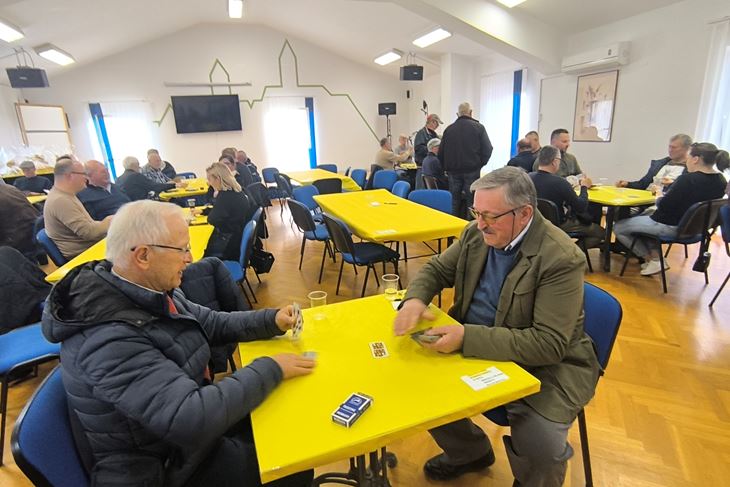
top-left (464, 245), bottom-right (520, 326)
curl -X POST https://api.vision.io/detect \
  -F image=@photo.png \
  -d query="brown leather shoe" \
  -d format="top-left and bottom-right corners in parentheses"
top-left (423, 450), bottom-right (495, 481)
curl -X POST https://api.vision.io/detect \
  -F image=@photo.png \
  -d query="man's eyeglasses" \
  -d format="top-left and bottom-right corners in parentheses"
top-left (469, 206), bottom-right (523, 225)
top-left (130, 244), bottom-right (192, 254)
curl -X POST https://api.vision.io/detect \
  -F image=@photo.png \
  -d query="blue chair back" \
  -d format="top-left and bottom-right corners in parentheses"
top-left (391, 180), bottom-right (410, 198)
top-left (293, 185), bottom-right (320, 212)
top-left (719, 205), bottom-right (730, 245)
top-left (12, 366), bottom-right (90, 487)
top-left (373, 170), bottom-right (398, 191)
top-left (583, 283), bottom-right (622, 370)
top-left (408, 189), bottom-right (452, 215)
top-left (350, 169), bottom-right (367, 189)
top-left (177, 172), bottom-right (196, 179)
top-left (261, 167), bottom-right (279, 184)
top-left (36, 229), bottom-right (67, 267)
top-left (238, 220), bottom-right (257, 269)
top-left (316, 164), bottom-right (338, 173)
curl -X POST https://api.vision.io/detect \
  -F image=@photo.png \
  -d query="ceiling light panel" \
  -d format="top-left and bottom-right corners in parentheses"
top-left (412, 28), bottom-right (451, 48)
top-left (229, 0), bottom-right (243, 18)
top-left (497, 0), bottom-right (526, 7)
top-left (374, 49), bottom-right (403, 66)
top-left (0, 18), bottom-right (24, 42)
top-left (34, 44), bottom-right (75, 66)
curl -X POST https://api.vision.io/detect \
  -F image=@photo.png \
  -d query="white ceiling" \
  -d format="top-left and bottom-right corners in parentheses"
top-left (0, 0), bottom-right (687, 78)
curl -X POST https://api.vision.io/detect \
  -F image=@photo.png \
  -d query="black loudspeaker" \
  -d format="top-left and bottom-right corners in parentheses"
top-left (400, 65), bottom-right (424, 81)
top-left (378, 102), bottom-right (396, 116)
top-left (6, 67), bottom-right (50, 88)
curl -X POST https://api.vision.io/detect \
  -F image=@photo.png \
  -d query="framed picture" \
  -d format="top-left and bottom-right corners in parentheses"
top-left (573, 70), bottom-right (619, 142)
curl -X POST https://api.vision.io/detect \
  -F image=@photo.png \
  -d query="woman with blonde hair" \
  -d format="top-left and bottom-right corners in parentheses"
top-left (202, 162), bottom-right (255, 260)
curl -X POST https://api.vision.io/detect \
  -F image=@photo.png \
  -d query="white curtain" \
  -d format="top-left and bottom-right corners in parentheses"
top-left (100, 101), bottom-right (156, 178)
top-left (480, 71), bottom-right (514, 173)
top-left (695, 18), bottom-right (730, 150)
top-left (263, 97), bottom-right (311, 172)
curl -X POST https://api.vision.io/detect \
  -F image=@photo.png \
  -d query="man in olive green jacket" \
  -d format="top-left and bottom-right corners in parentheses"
top-left (395, 167), bottom-right (599, 487)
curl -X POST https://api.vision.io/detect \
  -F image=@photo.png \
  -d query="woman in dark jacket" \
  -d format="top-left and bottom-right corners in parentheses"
top-left (203, 162), bottom-right (255, 260)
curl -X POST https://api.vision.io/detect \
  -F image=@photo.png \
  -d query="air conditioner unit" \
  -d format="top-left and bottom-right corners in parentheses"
top-left (561, 42), bottom-right (630, 74)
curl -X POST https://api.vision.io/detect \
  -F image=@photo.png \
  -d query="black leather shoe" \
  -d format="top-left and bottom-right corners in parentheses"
top-left (423, 450), bottom-right (495, 480)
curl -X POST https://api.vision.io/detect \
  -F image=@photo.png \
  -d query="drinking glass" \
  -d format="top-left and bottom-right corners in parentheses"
top-left (382, 274), bottom-right (400, 301)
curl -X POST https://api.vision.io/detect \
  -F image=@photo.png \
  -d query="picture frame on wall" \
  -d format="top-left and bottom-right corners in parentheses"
top-left (573, 70), bottom-right (619, 142)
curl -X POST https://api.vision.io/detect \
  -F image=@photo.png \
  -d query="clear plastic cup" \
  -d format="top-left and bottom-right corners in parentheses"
top-left (308, 291), bottom-right (327, 320)
top-left (382, 274), bottom-right (400, 301)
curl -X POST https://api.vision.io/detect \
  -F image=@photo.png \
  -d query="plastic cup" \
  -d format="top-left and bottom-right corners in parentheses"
top-left (308, 291), bottom-right (327, 320)
top-left (382, 274), bottom-right (399, 301)
top-left (186, 198), bottom-right (196, 209)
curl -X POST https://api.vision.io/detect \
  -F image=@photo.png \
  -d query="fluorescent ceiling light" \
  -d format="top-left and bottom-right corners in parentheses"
top-left (374, 49), bottom-right (403, 66)
top-left (34, 44), bottom-right (75, 66)
top-left (413, 28), bottom-right (451, 48)
top-left (497, 0), bottom-right (526, 7)
top-left (228, 0), bottom-right (243, 18)
top-left (0, 18), bottom-right (24, 42)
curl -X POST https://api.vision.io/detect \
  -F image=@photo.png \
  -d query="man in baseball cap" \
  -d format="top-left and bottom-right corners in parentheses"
top-left (414, 114), bottom-right (443, 166)
top-left (423, 138), bottom-right (448, 189)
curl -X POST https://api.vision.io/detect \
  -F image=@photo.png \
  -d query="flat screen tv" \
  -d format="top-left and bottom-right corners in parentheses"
top-left (171, 95), bottom-right (242, 134)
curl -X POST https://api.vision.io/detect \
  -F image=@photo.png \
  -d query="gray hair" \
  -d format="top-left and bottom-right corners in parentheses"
top-left (19, 160), bottom-right (35, 170)
top-left (457, 102), bottom-right (471, 117)
top-left (123, 156), bottom-right (140, 170)
top-left (54, 158), bottom-right (75, 176)
top-left (537, 145), bottom-right (560, 166)
top-left (470, 166), bottom-right (537, 208)
top-left (670, 133), bottom-right (692, 148)
top-left (106, 200), bottom-right (184, 266)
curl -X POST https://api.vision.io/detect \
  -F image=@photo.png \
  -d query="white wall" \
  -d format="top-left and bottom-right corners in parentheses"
top-left (539, 0), bottom-right (730, 180)
top-left (23, 23), bottom-right (411, 175)
top-left (0, 85), bottom-right (24, 153)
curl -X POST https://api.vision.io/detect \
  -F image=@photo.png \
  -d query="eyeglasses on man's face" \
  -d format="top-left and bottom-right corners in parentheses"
top-left (469, 206), bottom-right (523, 225)
top-left (130, 244), bottom-right (192, 255)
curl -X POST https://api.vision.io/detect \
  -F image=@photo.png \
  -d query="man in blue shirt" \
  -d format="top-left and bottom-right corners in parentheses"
top-left (13, 160), bottom-right (52, 195)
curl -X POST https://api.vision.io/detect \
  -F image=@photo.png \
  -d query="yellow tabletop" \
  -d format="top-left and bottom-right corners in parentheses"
top-left (314, 189), bottom-right (468, 242)
top-left (27, 194), bottom-right (48, 205)
top-left (45, 224), bottom-right (214, 283)
top-left (286, 169), bottom-right (362, 192)
top-left (398, 162), bottom-right (417, 170)
top-left (159, 177), bottom-right (209, 201)
top-left (585, 186), bottom-right (655, 206)
top-left (240, 295), bottom-right (540, 483)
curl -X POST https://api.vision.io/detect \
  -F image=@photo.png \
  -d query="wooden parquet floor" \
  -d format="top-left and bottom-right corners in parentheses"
top-left (2, 201), bottom-right (729, 487)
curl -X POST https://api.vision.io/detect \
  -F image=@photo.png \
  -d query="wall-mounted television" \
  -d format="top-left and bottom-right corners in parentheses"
top-left (171, 95), bottom-right (242, 134)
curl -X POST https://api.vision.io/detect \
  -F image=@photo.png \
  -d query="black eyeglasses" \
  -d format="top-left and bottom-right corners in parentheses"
top-left (469, 206), bottom-right (523, 225)
top-left (130, 244), bottom-right (192, 254)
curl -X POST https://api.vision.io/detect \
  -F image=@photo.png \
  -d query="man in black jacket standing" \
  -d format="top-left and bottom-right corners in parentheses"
top-left (42, 200), bottom-right (315, 487)
top-left (439, 102), bottom-right (493, 218)
top-left (413, 113), bottom-right (442, 166)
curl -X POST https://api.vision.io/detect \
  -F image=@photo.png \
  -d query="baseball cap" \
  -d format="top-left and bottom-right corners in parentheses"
top-left (427, 138), bottom-right (441, 150)
top-left (427, 114), bottom-right (443, 124)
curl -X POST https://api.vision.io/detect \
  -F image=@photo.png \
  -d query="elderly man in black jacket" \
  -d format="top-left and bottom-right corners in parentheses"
top-left (439, 102), bottom-right (493, 218)
top-left (116, 156), bottom-right (178, 201)
top-left (42, 200), bottom-right (315, 487)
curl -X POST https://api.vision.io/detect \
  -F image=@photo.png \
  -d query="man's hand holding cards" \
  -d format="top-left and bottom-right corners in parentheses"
top-left (410, 325), bottom-right (465, 353)
top-left (291, 302), bottom-right (303, 340)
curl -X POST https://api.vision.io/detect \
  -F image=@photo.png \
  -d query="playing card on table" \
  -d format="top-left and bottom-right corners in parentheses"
top-left (292, 302), bottom-right (303, 339)
top-left (369, 341), bottom-right (389, 358)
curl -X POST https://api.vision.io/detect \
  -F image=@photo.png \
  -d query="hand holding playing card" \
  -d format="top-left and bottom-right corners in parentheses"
top-left (393, 299), bottom-right (436, 336)
top-left (275, 305), bottom-right (296, 332)
top-left (418, 325), bottom-right (464, 354)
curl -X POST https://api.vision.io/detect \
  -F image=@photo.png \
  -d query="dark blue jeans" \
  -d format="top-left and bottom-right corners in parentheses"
top-left (447, 170), bottom-right (481, 219)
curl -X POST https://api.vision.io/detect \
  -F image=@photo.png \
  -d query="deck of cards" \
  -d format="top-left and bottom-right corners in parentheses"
top-left (369, 341), bottom-right (389, 358)
top-left (291, 302), bottom-right (303, 340)
top-left (331, 392), bottom-right (373, 427)
top-left (410, 328), bottom-right (441, 344)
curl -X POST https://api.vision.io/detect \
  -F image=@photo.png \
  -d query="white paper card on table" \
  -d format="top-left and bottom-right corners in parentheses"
top-left (461, 366), bottom-right (509, 391)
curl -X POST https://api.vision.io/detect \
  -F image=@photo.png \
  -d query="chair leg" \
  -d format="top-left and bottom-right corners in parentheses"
top-left (0, 375), bottom-right (7, 465)
top-left (228, 353), bottom-right (238, 372)
top-left (658, 244), bottom-right (668, 294)
top-left (361, 265), bottom-right (371, 297)
top-left (239, 282), bottom-right (253, 308)
top-left (684, 244), bottom-right (689, 258)
top-left (664, 243), bottom-right (672, 258)
top-left (318, 242), bottom-right (327, 284)
top-left (578, 238), bottom-right (593, 273)
top-left (299, 236), bottom-right (306, 270)
top-left (619, 238), bottom-right (639, 276)
top-left (709, 271), bottom-right (730, 307)
top-left (353, 264), bottom-right (358, 276)
top-left (403, 242), bottom-right (408, 262)
top-left (244, 276), bottom-right (258, 303)
top-left (577, 409), bottom-right (594, 487)
top-left (372, 265), bottom-right (380, 287)
top-left (336, 259), bottom-right (345, 295)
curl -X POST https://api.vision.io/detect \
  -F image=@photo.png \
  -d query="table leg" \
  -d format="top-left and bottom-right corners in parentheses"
top-left (311, 449), bottom-right (394, 486)
top-left (603, 207), bottom-right (616, 272)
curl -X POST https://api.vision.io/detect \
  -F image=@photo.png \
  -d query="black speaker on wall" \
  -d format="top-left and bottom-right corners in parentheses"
top-left (6, 67), bottom-right (50, 88)
top-left (400, 65), bottom-right (423, 81)
top-left (378, 102), bottom-right (396, 116)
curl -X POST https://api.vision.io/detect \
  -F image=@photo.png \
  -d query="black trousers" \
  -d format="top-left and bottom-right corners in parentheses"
top-left (185, 417), bottom-right (314, 487)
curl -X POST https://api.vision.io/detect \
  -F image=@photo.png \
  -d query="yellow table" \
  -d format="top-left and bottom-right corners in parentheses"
top-left (398, 162), bottom-right (417, 170)
top-left (45, 224), bottom-right (214, 283)
top-left (314, 189), bottom-right (468, 242)
top-left (585, 186), bottom-right (655, 271)
top-left (27, 194), bottom-right (47, 205)
top-left (159, 177), bottom-right (209, 201)
top-left (240, 295), bottom-right (540, 483)
top-left (286, 169), bottom-right (362, 192)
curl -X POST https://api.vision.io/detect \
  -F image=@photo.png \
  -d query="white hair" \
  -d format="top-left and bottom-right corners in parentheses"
top-left (123, 156), bottom-right (140, 170)
top-left (457, 102), bottom-right (471, 117)
top-left (106, 200), bottom-right (184, 266)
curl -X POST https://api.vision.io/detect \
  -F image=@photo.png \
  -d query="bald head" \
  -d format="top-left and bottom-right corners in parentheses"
top-left (85, 160), bottom-right (111, 188)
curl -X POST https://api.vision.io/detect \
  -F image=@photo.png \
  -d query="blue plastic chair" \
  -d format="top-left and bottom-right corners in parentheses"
top-left (36, 229), bottom-right (67, 267)
top-left (350, 169), bottom-right (367, 189)
top-left (391, 180), bottom-right (410, 199)
top-left (274, 173), bottom-right (293, 218)
top-left (322, 213), bottom-right (399, 297)
top-left (288, 200), bottom-right (334, 283)
top-left (1, 324), bottom-right (61, 465)
top-left (483, 282), bottom-right (622, 487)
top-left (292, 185), bottom-right (323, 222)
top-left (709, 205), bottom-right (730, 307)
top-left (12, 366), bottom-right (89, 486)
top-left (408, 189), bottom-right (452, 215)
top-left (372, 170), bottom-right (398, 191)
top-left (316, 164), bottom-right (338, 173)
top-left (223, 220), bottom-right (258, 307)
top-left (261, 167), bottom-right (279, 186)
top-left (177, 172), bottom-right (196, 179)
